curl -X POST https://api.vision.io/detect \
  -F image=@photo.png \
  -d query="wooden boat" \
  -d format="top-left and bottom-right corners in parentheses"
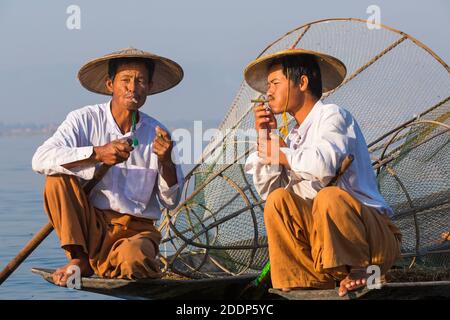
top-left (31, 267), bottom-right (257, 300)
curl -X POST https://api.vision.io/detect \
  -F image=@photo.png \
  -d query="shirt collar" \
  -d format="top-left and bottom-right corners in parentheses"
top-left (288, 100), bottom-right (324, 139)
top-left (106, 100), bottom-right (144, 136)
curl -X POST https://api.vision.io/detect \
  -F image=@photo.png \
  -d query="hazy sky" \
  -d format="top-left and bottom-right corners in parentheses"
top-left (0, 0), bottom-right (449, 126)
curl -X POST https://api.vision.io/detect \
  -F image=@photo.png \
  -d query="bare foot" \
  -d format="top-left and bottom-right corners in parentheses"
top-left (52, 258), bottom-right (93, 287)
top-left (338, 268), bottom-right (368, 297)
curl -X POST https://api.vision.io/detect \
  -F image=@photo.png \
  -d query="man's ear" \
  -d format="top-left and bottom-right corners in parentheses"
top-left (105, 78), bottom-right (114, 94)
top-left (299, 75), bottom-right (309, 92)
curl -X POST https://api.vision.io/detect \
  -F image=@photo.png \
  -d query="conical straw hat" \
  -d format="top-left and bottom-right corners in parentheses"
top-left (244, 48), bottom-right (346, 94)
top-left (78, 47), bottom-right (183, 95)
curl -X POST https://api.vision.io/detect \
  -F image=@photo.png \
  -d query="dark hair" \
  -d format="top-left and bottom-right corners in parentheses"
top-left (108, 58), bottom-right (155, 82)
top-left (268, 54), bottom-right (322, 99)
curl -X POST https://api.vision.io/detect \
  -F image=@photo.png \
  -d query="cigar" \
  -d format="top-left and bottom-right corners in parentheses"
top-left (251, 98), bottom-right (271, 112)
top-left (132, 97), bottom-right (138, 103)
top-left (251, 99), bottom-right (269, 103)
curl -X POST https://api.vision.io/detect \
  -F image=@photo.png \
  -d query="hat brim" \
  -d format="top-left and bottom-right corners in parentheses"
top-left (78, 50), bottom-right (184, 96)
top-left (244, 49), bottom-right (347, 94)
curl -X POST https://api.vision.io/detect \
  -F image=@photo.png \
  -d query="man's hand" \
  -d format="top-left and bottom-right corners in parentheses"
top-left (253, 104), bottom-right (277, 139)
top-left (257, 133), bottom-right (290, 168)
top-left (152, 126), bottom-right (174, 165)
top-left (93, 139), bottom-right (133, 165)
top-left (152, 126), bottom-right (177, 187)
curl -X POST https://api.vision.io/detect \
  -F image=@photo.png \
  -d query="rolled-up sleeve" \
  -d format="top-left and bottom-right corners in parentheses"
top-left (244, 151), bottom-right (288, 200)
top-left (31, 111), bottom-right (96, 180)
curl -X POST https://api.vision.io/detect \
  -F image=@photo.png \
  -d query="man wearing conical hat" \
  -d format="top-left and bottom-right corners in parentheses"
top-left (32, 48), bottom-right (184, 286)
top-left (244, 49), bottom-right (402, 296)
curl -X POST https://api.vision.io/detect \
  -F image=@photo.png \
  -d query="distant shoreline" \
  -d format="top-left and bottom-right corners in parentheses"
top-left (0, 119), bottom-right (222, 138)
top-left (0, 128), bottom-right (57, 137)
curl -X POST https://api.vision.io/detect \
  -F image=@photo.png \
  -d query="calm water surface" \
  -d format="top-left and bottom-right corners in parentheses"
top-left (0, 135), bottom-right (120, 299)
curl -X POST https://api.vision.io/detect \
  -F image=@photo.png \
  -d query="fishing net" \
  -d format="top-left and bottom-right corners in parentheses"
top-left (158, 18), bottom-right (450, 278)
top-left (374, 98), bottom-right (449, 268)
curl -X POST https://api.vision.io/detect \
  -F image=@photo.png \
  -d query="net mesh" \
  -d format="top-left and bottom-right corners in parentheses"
top-left (159, 18), bottom-right (450, 278)
top-left (376, 99), bottom-right (449, 267)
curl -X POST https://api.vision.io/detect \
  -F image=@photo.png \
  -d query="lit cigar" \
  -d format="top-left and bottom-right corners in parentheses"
top-left (132, 97), bottom-right (138, 103)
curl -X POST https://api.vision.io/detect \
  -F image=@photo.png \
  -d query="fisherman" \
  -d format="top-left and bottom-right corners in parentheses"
top-left (32, 48), bottom-right (184, 286)
top-left (244, 49), bottom-right (402, 296)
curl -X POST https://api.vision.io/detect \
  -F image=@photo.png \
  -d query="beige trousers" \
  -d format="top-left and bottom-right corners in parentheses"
top-left (264, 187), bottom-right (402, 289)
top-left (43, 174), bottom-right (162, 279)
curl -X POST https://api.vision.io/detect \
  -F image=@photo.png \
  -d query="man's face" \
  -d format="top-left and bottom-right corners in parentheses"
top-left (266, 64), bottom-right (303, 114)
top-left (106, 61), bottom-right (152, 111)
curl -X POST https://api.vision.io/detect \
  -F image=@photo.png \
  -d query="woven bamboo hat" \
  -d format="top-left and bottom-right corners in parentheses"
top-left (78, 47), bottom-right (184, 95)
top-left (244, 48), bottom-right (346, 94)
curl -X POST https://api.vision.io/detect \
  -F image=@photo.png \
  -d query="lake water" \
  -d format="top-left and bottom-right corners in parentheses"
top-left (0, 135), bottom-right (120, 299)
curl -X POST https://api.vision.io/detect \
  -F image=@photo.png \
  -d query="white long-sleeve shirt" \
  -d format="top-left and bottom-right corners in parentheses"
top-left (245, 100), bottom-right (393, 216)
top-left (32, 101), bottom-right (184, 220)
